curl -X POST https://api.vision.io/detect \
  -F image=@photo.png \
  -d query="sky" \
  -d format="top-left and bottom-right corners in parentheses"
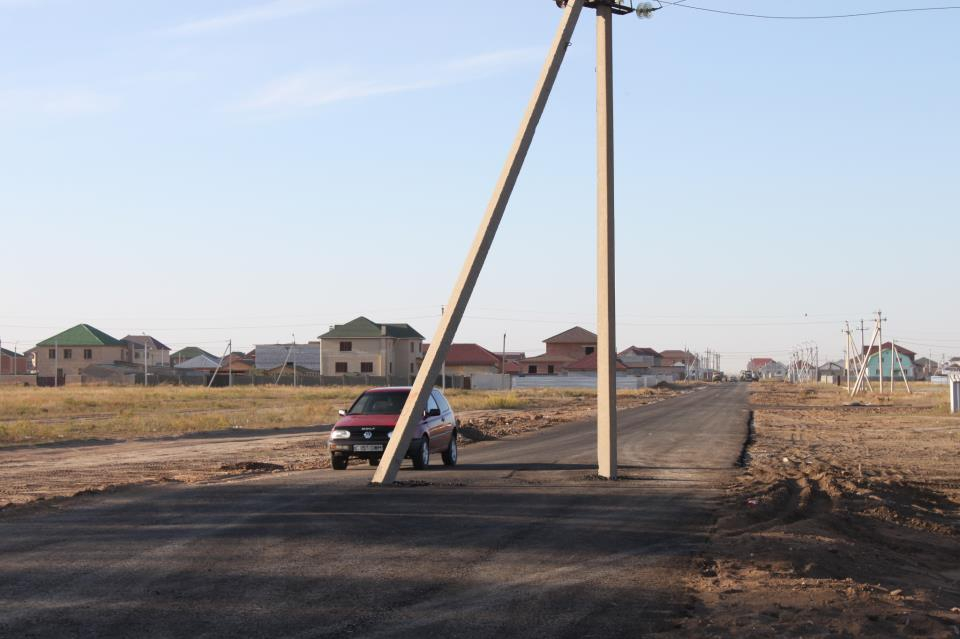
top-left (1, 0), bottom-right (959, 372)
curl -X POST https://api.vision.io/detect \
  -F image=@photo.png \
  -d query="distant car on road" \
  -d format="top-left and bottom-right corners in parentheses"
top-left (328, 387), bottom-right (458, 471)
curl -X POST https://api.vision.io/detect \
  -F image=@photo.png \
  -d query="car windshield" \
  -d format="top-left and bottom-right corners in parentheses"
top-left (348, 391), bottom-right (410, 415)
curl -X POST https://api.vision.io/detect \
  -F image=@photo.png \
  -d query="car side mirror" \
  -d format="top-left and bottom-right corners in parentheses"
top-left (338, 409), bottom-right (346, 416)
top-left (427, 408), bottom-right (441, 417)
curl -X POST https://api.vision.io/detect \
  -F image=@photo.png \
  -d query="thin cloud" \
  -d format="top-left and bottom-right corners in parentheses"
top-left (236, 47), bottom-right (543, 113)
top-left (0, 88), bottom-right (116, 118)
top-left (169, 0), bottom-right (341, 36)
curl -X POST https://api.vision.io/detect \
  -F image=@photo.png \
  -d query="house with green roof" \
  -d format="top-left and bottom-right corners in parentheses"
top-left (317, 316), bottom-right (424, 380)
top-left (29, 324), bottom-right (132, 384)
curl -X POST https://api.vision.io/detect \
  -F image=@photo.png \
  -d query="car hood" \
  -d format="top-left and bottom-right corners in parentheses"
top-left (334, 414), bottom-right (400, 428)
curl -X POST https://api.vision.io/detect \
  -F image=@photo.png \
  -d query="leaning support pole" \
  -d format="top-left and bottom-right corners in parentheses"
top-left (852, 323), bottom-right (879, 396)
top-left (596, 3), bottom-right (617, 480)
top-left (371, 1), bottom-right (585, 485)
top-left (893, 341), bottom-right (912, 394)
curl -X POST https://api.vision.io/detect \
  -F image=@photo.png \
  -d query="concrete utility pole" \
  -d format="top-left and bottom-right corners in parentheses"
top-left (877, 311), bottom-right (883, 393)
top-left (292, 334), bottom-right (298, 388)
top-left (844, 323), bottom-right (851, 391)
top-left (595, 0), bottom-right (617, 479)
top-left (373, 0), bottom-right (648, 484)
top-left (55, 339), bottom-right (59, 388)
top-left (501, 333), bottom-right (507, 391)
top-left (143, 338), bottom-right (148, 387)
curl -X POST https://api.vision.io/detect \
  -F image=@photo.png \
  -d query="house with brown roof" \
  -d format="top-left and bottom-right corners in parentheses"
top-left (565, 352), bottom-right (629, 374)
top-left (422, 343), bottom-right (503, 375)
top-left (0, 346), bottom-right (29, 375)
top-left (861, 342), bottom-right (916, 380)
top-left (619, 346), bottom-right (661, 370)
top-left (659, 349), bottom-right (697, 368)
top-left (520, 327), bottom-right (597, 375)
top-left (747, 357), bottom-right (774, 373)
top-left (123, 335), bottom-right (171, 368)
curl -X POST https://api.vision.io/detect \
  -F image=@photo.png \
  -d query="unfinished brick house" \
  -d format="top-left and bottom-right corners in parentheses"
top-left (520, 326), bottom-right (598, 375)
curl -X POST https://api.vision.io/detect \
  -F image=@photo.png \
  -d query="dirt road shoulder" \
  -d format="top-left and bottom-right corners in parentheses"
top-left (681, 382), bottom-right (960, 638)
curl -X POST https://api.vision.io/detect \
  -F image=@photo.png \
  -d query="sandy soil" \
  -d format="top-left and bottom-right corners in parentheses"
top-left (0, 386), bottom-right (683, 511)
top-left (680, 382), bottom-right (960, 638)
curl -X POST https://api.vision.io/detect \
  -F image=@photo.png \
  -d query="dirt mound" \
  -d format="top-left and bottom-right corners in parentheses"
top-left (219, 461), bottom-right (285, 473)
top-left (683, 383), bottom-right (960, 638)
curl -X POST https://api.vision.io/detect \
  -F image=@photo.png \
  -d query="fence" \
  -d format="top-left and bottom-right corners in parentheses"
top-left (465, 373), bottom-right (512, 390)
top-left (19, 371), bottom-right (518, 390)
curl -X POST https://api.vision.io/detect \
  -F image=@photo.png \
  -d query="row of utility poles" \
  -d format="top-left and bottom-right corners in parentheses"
top-left (787, 342), bottom-right (818, 383)
top-left (683, 348), bottom-right (720, 380)
top-left (845, 310), bottom-right (911, 395)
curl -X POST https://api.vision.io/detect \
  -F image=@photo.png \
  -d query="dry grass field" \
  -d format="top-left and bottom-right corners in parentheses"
top-left (0, 384), bottom-right (675, 447)
top-left (0, 385), bottom-right (364, 446)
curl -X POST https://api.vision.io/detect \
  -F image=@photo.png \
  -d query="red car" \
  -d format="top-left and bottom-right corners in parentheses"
top-left (328, 387), bottom-right (458, 471)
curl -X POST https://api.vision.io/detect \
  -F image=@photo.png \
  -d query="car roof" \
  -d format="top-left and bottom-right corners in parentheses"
top-left (364, 386), bottom-right (445, 396)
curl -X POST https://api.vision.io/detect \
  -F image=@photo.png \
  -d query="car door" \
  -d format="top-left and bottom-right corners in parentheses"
top-left (431, 391), bottom-right (455, 448)
top-left (425, 394), bottom-right (447, 451)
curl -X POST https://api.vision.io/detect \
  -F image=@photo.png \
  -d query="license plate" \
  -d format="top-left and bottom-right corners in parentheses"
top-left (353, 444), bottom-right (383, 452)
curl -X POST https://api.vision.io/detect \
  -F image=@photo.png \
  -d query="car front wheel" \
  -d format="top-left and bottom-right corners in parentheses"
top-left (331, 454), bottom-right (348, 470)
top-left (442, 433), bottom-right (457, 466)
top-left (411, 438), bottom-right (430, 470)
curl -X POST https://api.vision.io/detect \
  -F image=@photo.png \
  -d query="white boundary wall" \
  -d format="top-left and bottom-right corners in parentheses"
top-left (467, 373), bottom-right (512, 390)
top-left (513, 375), bottom-right (673, 390)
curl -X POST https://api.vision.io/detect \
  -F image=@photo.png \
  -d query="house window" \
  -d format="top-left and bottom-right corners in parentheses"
top-left (410, 342), bottom-right (414, 353)
top-left (528, 365), bottom-right (538, 374)
top-left (410, 363), bottom-right (414, 373)
top-left (134, 351), bottom-right (142, 359)
top-left (83, 349), bottom-right (92, 360)
top-left (389, 362), bottom-right (393, 374)
top-left (48, 349), bottom-right (56, 359)
top-left (63, 349), bottom-right (72, 360)
top-left (335, 362), bottom-right (348, 373)
top-left (585, 346), bottom-right (595, 355)
top-left (339, 341), bottom-right (352, 352)
top-left (548, 365), bottom-right (555, 374)
top-left (360, 362), bottom-right (373, 373)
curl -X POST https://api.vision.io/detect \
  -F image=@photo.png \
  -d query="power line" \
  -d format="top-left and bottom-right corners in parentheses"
top-left (658, 0), bottom-right (960, 20)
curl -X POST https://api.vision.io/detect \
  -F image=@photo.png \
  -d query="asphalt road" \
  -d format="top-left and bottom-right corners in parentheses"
top-left (0, 384), bottom-right (749, 638)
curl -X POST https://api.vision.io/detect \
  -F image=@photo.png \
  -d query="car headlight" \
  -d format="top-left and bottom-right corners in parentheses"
top-left (386, 431), bottom-right (392, 439)
top-left (330, 429), bottom-right (351, 439)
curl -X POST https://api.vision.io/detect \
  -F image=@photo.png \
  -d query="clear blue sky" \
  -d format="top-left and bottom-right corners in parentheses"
top-left (2, 0), bottom-right (958, 370)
